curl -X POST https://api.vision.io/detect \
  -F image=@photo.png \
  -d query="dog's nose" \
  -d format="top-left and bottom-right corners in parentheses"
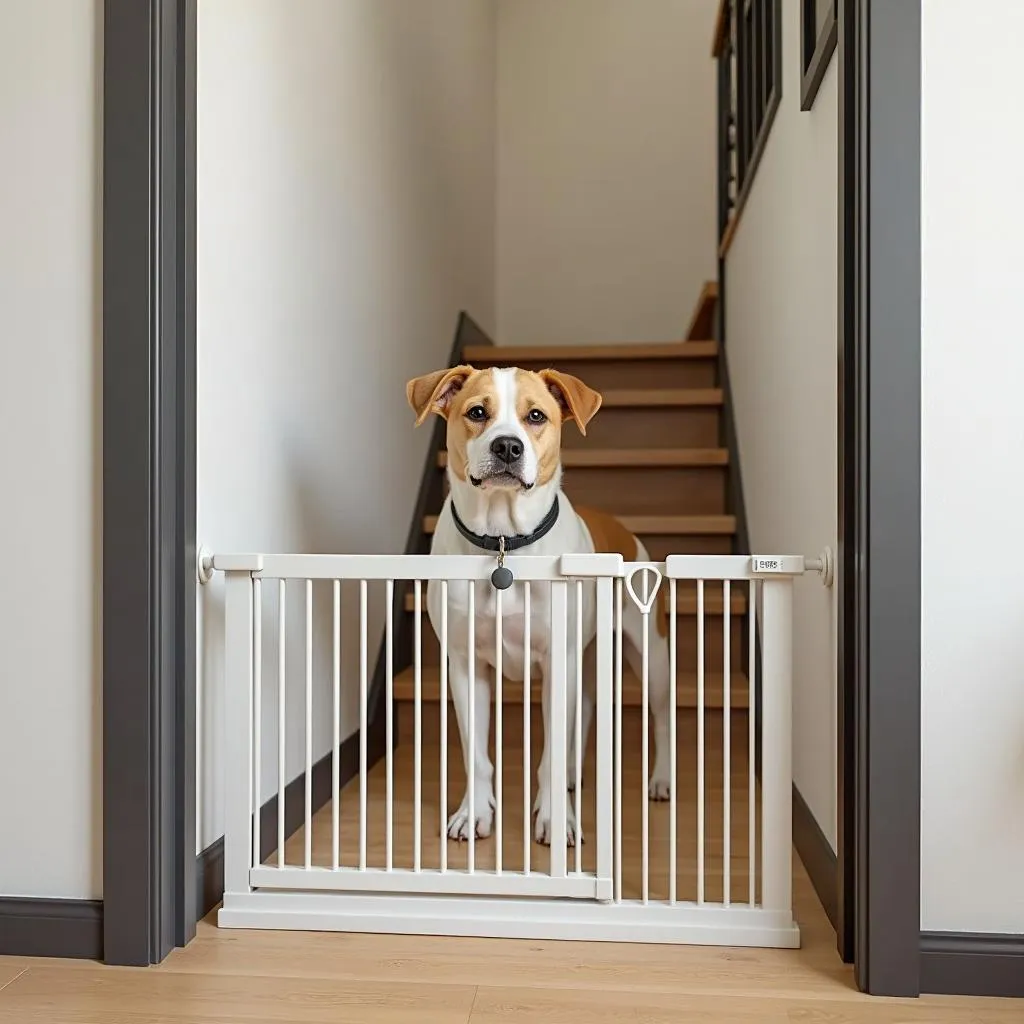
top-left (490, 435), bottom-right (524, 464)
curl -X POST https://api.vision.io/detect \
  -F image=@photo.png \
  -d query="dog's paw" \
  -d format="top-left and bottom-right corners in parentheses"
top-left (533, 790), bottom-right (583, 846)
top-left (648, 771), bottom-right (672, 802)
top-left (446, 792), bottom-right (495, 841)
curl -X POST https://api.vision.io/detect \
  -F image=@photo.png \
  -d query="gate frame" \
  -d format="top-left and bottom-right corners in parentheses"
top-left (99, 0), bottom-right (925, 994)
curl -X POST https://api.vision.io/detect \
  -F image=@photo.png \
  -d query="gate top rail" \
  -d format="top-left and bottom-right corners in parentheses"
top-left (198, 548), bottom-right (833, 586)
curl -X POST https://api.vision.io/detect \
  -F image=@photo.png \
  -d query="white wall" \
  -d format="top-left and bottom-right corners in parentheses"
top-left (0, 0), bottom-right (103, 898)
top-left (920, 0), bottom-right (1024, 934)
top-left (197, 0), bottom-right (497, 849)
top-left (723, 3), bottom-right (839, 848)
top-left (496, 0), bottom-right (718, 347)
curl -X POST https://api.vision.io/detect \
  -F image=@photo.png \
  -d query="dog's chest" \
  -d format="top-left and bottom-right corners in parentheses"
top-left (427, 579), bottom-right (552, 681)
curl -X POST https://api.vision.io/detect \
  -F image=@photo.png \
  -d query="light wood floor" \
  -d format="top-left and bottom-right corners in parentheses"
top-left (1, 713), bottom-right (1019, 1021)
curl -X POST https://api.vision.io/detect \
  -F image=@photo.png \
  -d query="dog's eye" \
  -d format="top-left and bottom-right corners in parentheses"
top-left (466, 405), bottom-right (487, 422)
top-left (526, 408), bottom-right (547, 425)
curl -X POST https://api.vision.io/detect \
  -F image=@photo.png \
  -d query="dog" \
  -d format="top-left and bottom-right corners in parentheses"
top-left (406, 363), bottom-right (673, 846)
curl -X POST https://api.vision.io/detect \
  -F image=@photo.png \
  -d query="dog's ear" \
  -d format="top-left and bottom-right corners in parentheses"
top-left (406, 365), bottom-right (474, 426)
top-left (539, 369), bottom-right (603, 435)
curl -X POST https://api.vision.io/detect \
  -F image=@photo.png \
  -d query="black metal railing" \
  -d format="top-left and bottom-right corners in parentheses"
top-left (714, 0), bottom-right (782, 247)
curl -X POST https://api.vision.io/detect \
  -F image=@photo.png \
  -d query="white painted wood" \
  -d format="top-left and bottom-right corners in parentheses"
top-left (359, 579), bottom-right (368, 871)
top-left (723, 578), bottom-right (731, 906)
top-left (760, 579), bottom-right (793, 916)
top-left (495, 588), bottom-right (503, 875)
top-left (385, 578), bottom-right (393, 872)
top-left (697, 578), bottom-right (705, 906)
top-left (220, 891), bottom-right (800, 948)
top-left (332, 579), bottom-right (341, 871)
top-left (414, 580), bottom-right (422, 873)
top-left (304, 579), bottom-right (313, 870)
top-left (614, 577), bottom-right (623, 905)
top-left (522, 582), bottom-right (531, 876)
top-left (210, 550), bottom-right (803, 948)
top-left (548, 580), bottom-right (568, 876)
top-left (277, 579), bottom-right (286, 868)
top-left (252, 578), bottom-right (262, 871)
top-left (248, 867), bottom-right (600, 900)
top-left (223, 570), bottom-right (254, 896)
top-left (749, 578), bottom-right (757, 907)
top-left (594, 575), bottom-right (614, 900)
top-left (669, 578), bottom-right (677, 905)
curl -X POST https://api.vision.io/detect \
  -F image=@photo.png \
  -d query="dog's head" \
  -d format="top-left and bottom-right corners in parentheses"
top-left (406, 365), bottom-right (602, 493)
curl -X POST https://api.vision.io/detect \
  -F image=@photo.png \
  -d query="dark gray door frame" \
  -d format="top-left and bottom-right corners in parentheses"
top-left (837, 0), bottom-right (921, 997)
top-left (99, 0), bottom-right (924, 991)
top-left (102, 0), bottom-right (197, 965)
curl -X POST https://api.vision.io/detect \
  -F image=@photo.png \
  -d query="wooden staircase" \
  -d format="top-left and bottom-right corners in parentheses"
top-left (394, 282), bottom-right (750, 713)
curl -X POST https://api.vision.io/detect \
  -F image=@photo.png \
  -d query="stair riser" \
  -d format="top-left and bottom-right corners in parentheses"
top-left (440, 465), bottom-right (728, 517)
top-left (467, 357), bottom-right (718, 391)
top-left (640, 535), bottom-right (734, 559)
top-left (403, 611), bottom-right (744, 671)
top-left (561, 407), bottom-right (720, 448)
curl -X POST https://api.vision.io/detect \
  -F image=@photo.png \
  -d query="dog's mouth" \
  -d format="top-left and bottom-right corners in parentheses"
top-left (469, 471), bottom-right (534, 491)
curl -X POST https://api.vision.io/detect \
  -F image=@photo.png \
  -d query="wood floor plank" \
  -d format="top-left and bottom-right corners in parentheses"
top-left (0, 967), bottom-right (476, 1024)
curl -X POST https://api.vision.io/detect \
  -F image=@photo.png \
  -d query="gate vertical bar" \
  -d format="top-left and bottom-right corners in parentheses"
top-left (574, 580), bottom-right (583, 866)
top-left (723, 579), bottom-right (731, 905)
top-left (333, 580), bottom-right (341, 870)
top-left (614, 578), bottom-right (623, 902)
top-left (414, 580), bottom-right (423, 872)
top-left (549, 580), bottom-right (568, 875)
top-left (760, 577), bottom-right (793, 915)
top-left (304, 580), bottom-right (313, 869)
top-left (440, 580), bottom-right (449, 872)
top-left (252, 579), bottom-right (262, 871)
top-left (522, 582), bottom-right (532, 874)
top-left (495, 588), bottom-right (503, 875)
top-left (277, 580), bottom-right (286, 867)
top-left (595, 575), bottom-right (614, 896)
top-left (223, 569), bottom-right (255, 896)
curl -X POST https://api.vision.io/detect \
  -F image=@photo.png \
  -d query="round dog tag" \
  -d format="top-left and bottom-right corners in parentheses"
top-left (490, 565), bottom-right (514, 590)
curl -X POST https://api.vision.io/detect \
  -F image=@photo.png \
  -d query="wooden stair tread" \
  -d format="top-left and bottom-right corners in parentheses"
top-left (597, 388), bottom-right (722, 408)
top-left (437, 447), bottom-right (728, 469)
top-left (423, 513), bottom-right (736, 536)
top-left (462, 341), bottom-right (718, 363)
top-left (392, 665), bottom-right (749, 709)
top-left (403, 588), bottom-right (747, 615)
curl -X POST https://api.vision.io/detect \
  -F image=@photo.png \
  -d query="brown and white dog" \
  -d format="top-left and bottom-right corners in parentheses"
top-left (406, 364), bottom-right (672, 846)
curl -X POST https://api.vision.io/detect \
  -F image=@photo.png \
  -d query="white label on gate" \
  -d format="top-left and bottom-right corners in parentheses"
top-left (751, 555), bottom-right (802, 575)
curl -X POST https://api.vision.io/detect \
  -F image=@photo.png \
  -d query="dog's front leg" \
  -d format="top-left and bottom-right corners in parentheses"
top-left (446, 652), bottom-right (495, 841)
top-left (533, 652), bottom-right (581, 846)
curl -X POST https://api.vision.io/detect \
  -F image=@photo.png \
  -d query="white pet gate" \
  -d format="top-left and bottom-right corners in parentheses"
top-left (202, 549), bottom-right (830, 948)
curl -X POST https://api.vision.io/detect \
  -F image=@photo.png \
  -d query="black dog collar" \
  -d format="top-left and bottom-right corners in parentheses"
top-left (450, 497), bottom-right (560, 553)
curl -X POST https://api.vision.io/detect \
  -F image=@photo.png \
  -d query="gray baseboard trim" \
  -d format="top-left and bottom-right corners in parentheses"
top-left (195, 705), bottom-right (388, 920)
top-left (792, 784), bottom-right (837, 930)
top-left (0, 897), bottom-right (103, 960)
top-left (920, 931), bottom-right (1024, 998)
